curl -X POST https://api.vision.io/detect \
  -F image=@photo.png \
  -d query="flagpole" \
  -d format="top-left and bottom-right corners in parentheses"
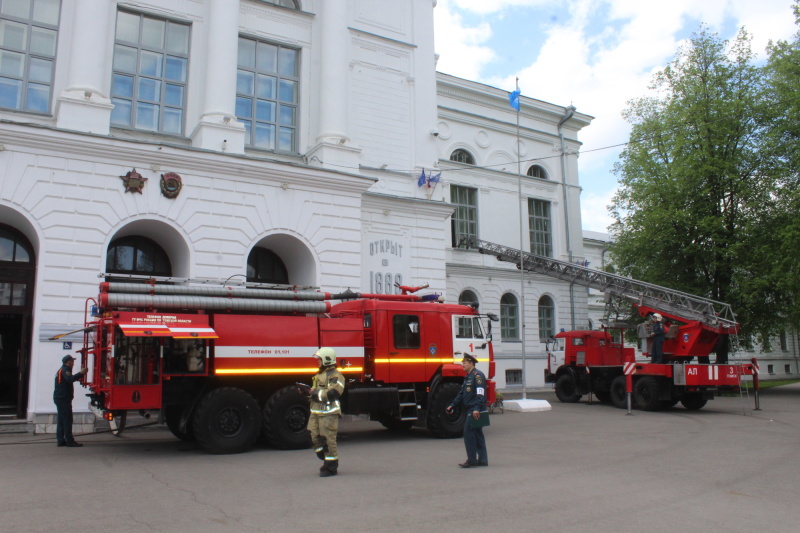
top-left (514, 77), bottom-right (527, 401)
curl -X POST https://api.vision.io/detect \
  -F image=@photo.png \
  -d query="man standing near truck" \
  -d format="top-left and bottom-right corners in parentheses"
top-left (447, 353), bottom-right (489, 468)
top-left (53, 354), bottom-right (88, 447)
top-left (302, 348), bottom-right (345, 477)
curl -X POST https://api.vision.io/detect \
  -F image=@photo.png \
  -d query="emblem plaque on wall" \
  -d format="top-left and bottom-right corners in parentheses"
top-left (160, 172), bottom-right (183, 199)
top-left (120, 168), bottom-right (147, 194)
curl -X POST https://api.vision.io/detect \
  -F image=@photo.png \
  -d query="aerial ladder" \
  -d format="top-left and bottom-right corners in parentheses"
top-left (459, 236), bottom-right (759, 411)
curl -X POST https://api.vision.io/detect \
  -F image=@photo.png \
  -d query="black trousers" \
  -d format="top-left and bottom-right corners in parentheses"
top-left (55, 398), bottom-right (74, 444)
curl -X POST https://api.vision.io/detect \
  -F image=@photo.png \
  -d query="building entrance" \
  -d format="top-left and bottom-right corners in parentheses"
top-left (0, 224), bottom-right (35, 418)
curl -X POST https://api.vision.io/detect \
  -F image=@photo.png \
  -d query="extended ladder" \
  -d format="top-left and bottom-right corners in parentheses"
top-left (459, 236), bottom-right (738, 331)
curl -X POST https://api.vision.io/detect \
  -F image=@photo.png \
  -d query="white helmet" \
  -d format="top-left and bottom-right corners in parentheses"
top-left (652, 313), bottom-right (663, 321)
top-left (314, 347), bottom-right (337, 367)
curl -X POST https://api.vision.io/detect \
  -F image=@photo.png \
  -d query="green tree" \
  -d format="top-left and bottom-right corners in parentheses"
top-left (609, 28), bottom-right (777, 345)
top-left (755, 0), bottom-right (800, 330)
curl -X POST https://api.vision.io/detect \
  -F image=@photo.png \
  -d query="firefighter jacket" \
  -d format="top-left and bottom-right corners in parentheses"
top-left (450, 368), bottom-right (487, 413)
top-left (53, 364), bottom-right (82, 400)
top-left (309, 366), bottom-right (345, 416)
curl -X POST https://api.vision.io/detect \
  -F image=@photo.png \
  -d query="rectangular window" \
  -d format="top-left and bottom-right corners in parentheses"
top-left (393, 314), bottom-right (420, 349)
top-left (506, 369), bottom-right (522, 385)
top-left (451, 185), bottom-right (478, 246)
top-left (767, 364), bottom-right (774, 375)
top-left (111, 10), bottom-right (190, 135)
top-left (529, 199), bottom-right (552, 257)
top-left (786, 364), bottom-right (792, 374)
top-left (780, 330), bottom-right (787, 351)
top-left (236, 36), bottom-right (299, 152)
top-left (0, 0), bottom-right (60, 113)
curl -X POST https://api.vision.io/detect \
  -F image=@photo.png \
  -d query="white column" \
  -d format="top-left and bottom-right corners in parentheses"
top-left (190, 0), bottom-right (246, 154)
top-left (55, 0), bottom-right (114, 134)
top-left (306, 0), bottom-right (360, 169)
top-left (316, 0), bottom-right (349, 143)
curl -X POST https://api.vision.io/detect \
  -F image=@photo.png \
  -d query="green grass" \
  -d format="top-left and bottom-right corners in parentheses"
top-left (755, 379), bottom-right (800, 390)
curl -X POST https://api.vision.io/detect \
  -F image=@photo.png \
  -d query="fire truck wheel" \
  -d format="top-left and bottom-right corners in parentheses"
top-left (609, 376), bottom-right (630, 409)
top-left (262, 385), bottom-right (311, 450)
top-left (192, 387), bottom-right (262, 454)
top-left (164, 405), bottom-right (195, 442)
top-left (555, 374), bottom-right (581, 403)
top-left (633, 377), bottom-right (662, 411)
top-left (680, 393), bottom-right (707, 411)
top-left (427, 382), bottom-right (465, 438)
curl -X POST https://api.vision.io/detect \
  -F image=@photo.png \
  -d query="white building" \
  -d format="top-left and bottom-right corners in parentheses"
top-left (0, 0), bottom-right (589, 430)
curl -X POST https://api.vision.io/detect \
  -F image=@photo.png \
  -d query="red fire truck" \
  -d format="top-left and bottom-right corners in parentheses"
top-left (460, 237), bottom-right (759, 411)
top-left (77, 278), bottom-right (497, 454)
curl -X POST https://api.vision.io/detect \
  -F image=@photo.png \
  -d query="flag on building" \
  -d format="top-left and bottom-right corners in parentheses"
top-left (509, 89), bottom-right (521, 111)
top-left (417, 169), bottom-right (426, 187)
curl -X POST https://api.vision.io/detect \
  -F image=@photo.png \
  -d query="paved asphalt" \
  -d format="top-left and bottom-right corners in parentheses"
top-left (1, 386), bottom-right (799, 533)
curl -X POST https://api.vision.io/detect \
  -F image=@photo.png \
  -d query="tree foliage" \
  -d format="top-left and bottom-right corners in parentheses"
top-left (608, 18), bottom-right (800, 345)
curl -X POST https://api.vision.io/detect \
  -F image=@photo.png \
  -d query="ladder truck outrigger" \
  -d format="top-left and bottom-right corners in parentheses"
top-left (74, 276), bottom-right (498, 454)
top-left (460, 237), bottom-right (760, 412)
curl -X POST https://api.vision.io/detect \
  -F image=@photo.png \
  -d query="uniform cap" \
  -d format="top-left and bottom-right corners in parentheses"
top-left (62, 355), bottom-right (76, 363)
top-left (461, 353), bottom-right (478, 365)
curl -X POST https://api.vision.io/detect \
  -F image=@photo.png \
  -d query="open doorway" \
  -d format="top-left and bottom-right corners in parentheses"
top-left (0, 314), bottom-right (25, 416)
top-left (1, 223), bottom-right (36, 418)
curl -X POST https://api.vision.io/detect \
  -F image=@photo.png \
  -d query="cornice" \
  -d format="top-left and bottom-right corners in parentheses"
top-left (363, 191), bottom-right (455, 219)
top-left (0, 121), bottom-right (374, 195)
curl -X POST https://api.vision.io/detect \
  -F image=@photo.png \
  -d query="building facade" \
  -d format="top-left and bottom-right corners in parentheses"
top-left (0, 0), bottom-right (589, 430)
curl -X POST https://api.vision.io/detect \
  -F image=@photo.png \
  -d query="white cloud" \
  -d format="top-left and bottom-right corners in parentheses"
top-left (433, 0), bottom-right (496, 80)
top-left (433, 0), bottom-right (798, 230)
top-left (580, 189), bottom-right (617, 232)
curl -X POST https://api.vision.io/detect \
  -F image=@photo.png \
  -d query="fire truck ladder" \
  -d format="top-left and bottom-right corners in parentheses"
top-left (459, 236), bottom-right (738, 331)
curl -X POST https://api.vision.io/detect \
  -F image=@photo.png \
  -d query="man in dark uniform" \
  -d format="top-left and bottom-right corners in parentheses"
top-left (54, 354), bottom-right (87, 447)
top-left (650, 313), bottom-right (665, 364)
top-left (446, 353), bottom-right (488, 468)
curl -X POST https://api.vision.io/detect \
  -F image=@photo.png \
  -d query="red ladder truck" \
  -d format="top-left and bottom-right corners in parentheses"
top-left (460, 237), bottom-right (759, 411)
top-left (76, 277), bottom-right (497, 453)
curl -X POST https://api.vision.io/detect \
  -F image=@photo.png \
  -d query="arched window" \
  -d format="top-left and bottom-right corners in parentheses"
top-left (106, 236), bottom-right (171, 276)
top-left (450, 149), bottom-right (475, 165)
top-left (527, 165), bottom-right (547, 179)
top-left (0, 224), bottom-right (35, 308)
top-left (0, 225), bottom-right (32, 263)
top-left (247, 247), bottom-right (289, 284)
top-left (457, 290), bottom-right (479, 338)
top-left (261, 0), bottom-right (299, 8)
top-left (538, 295), bottom-right (555, 342)
top-left (500, 293), bottom-right (519, 340)
top-left (458, 290), bottom-right (478, 307)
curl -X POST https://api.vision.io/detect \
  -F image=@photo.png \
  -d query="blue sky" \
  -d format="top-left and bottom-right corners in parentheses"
top-left (433, 0), bottom-right (798, 232)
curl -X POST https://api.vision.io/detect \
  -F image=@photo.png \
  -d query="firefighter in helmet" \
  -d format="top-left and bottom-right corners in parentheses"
top-left (302, 347), bottom-right (345, 477)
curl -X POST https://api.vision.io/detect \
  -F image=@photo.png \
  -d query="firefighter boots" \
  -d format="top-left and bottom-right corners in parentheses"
top-left (319, 460), bottom-right (338, 477)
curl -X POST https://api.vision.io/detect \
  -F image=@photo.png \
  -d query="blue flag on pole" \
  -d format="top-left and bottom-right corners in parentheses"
top-left (417, 169), bottom-right (426, 187)
top-left (429, 171), bottom-right (441, 186)
top-left (509, 89), bottom-right (521, 111)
